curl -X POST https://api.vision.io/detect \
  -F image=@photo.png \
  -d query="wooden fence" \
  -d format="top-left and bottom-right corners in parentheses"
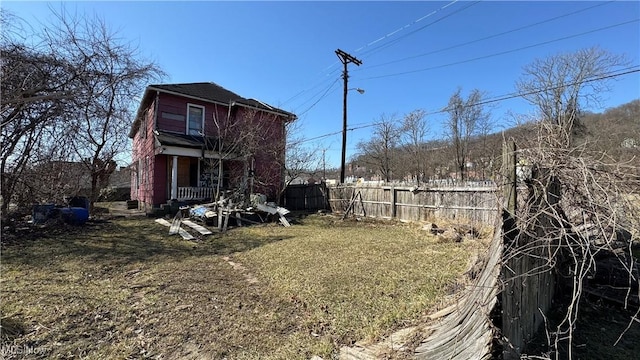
top-left (413, 215), bottom-right (504, 359)
top-left (327, 183), bottom-right (498, 224)
top-left (500, 161), bottom-right (560, 359)
top-left (283, 183), bottom-right (328, 211)
top-left (286, 158), bottom-right (556, 359)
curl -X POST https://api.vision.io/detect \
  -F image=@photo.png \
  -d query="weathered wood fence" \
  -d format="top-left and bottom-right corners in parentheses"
top-left (284, 182), bottom-right (499, 224)
top-left (500, 149), bottom-right (559, 359)
top-left (328, 183), bottom-right (498, 224)
top-left (413, 215), bottom-right (504, 359)
top-left (336, 143), bottom-right (559, 359)
top-left (283, 183), bottom-right (328, 211)
top-left (285, 147), bottom-right (557, 358)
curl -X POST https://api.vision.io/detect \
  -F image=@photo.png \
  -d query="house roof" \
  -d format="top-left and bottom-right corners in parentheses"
top-left (154, 130), bottom-right (219, 150)
top-left (129, 82), bottom-right (296, 138)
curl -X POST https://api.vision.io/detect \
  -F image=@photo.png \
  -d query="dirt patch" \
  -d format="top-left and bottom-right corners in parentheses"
top-left (222, 255), bottom-right (259, 284)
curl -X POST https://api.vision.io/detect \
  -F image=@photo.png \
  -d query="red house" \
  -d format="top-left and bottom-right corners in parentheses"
top-left (128, 82), bottom-right (296, 212)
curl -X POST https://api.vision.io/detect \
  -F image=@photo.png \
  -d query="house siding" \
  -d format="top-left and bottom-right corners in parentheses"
top-left (131, 85), bottom-right (292, 209)
top-left (153, 156), bottom-right (168, 205)
top-left (130, 97), bottom-right (157, 210)
top-left (156, 93), bottom-right (230, 135)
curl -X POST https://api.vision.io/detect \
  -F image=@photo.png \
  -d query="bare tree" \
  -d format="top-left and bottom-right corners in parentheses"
top-left (283, 120), bottom-right (321, 185)
top-left (55, 11), bottom-right (163, 208)
top-left (504, 126), bottom-right (640, 360)
top-left (356, 113), bottom-right (401, 183)
top-left (444, 88), bottom-right (488, 181)
top-left (400, 109), bottom-right (428, 184)
top-left (1, 12), bottom-right (78, 213)
top-left (474, 110), bottom-right (495, 180)
top-left (502, 48), bottom-right (637, 359)
top-left (207, 103), bottom-right (296, 204)
top-left (1, 8), bottom-right (163, 215)
top-left (516, 46), bottom-right (628, 148)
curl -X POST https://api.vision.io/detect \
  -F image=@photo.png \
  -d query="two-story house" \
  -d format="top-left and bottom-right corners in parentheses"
top-left (128, 82), bottom-right (296, 212)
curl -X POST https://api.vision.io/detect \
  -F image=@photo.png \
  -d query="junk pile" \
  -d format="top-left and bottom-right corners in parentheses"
top-left (32, 196), bottom-right (90, 226)
top-left (155, 193), bottom-right (292, 239)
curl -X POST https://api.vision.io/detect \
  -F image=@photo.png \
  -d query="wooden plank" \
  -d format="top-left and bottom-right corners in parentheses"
top-left (256, 203), bottom-right (277, 215)
top-left (177, 228), bottom-right (195, 240)
top-left (222, 207), bottom-right (231, 232)
top-left (414, 219), bottom-right (503, 360)
top-left (232, 214), bottom-right (263, 225)
top-left (278, 213), bottom-right (291, 227)
top-left (155, 218), bottom-right (195, 240)
top-left (182, 219), bottom-right (213, 235)
top-left (154, 218), bottom-right (172, 227)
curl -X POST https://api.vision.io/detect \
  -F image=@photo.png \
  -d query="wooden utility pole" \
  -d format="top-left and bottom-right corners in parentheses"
top-left (322, 148), bottom-right (326, 180)
top-left (502, 139), bottom-right (517, 217)
top-left (336, 49), bottom-right (362, 184)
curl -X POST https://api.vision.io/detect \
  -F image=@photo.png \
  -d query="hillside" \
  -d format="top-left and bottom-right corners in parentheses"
top-left (347, 99), bottom-right (640, 182)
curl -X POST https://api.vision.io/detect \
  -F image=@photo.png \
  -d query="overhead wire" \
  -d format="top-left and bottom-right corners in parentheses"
top-left (281, 0), bottom-right (468, 108)
top-left (283, 1), bottom-right (629, 124)
top-left (361, 0), bottom-right (615, 70)
top-left (357, 0), bottom-right (481, 59)
top-left (354, 0), bottom-right (464, 56)
top-left (290, 66), bottom-right (640, 146)
top-left (294, 77), bottom-right (341, 117)
top-left (359, 18), bottom-right (639, 80)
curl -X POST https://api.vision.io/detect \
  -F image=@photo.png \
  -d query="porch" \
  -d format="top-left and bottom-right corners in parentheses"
top-left (177, 186), bottom-right (214, 201)
top-left (153, 131), bottom-right (243, 203)
top-left (168, 155), bottom-right (225, 202)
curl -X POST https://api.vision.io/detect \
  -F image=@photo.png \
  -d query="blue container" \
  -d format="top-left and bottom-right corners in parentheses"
top-left (33, 204), bottom-right (55, 224)
top-left (61, 207), bottom-right (89, 225)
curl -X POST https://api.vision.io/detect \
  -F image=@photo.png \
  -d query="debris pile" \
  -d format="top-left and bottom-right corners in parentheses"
top-left (155, 193), bottom-right (292, 239)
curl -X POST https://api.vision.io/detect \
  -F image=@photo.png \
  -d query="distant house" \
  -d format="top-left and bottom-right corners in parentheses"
top-left (128, 82), bottom-right (296, 211)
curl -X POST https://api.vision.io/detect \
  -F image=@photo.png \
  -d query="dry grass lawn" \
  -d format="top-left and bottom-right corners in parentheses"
top-left (0, 213), bottom-right (489, 359)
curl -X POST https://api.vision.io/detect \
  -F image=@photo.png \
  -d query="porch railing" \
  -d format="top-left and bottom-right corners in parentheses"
top-left (177, 187), bottom-right (213, 201)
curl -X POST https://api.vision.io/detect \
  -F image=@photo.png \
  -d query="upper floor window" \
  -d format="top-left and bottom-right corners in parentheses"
top-left (187, 104), bottom-right (205, 135)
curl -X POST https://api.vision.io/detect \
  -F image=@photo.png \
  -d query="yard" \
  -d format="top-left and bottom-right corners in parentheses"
top-left (0, 211), bottom-right (490, 359)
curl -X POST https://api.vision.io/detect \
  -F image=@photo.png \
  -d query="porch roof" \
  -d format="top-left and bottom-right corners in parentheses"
top-left (155, 130), bottom-right (219, 150)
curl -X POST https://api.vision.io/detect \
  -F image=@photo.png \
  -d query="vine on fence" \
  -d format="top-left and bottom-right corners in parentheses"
top-left (500, 121), bottom-right (640, 359)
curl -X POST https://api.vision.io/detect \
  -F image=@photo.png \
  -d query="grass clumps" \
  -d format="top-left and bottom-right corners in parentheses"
top-left (1, 213), bottom-right (486, 359)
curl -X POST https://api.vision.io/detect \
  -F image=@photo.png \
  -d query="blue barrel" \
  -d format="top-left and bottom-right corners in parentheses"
top-left (33, 204), bottom-right (55, 224)
top-left (61, 207), bottom-right (89, 225)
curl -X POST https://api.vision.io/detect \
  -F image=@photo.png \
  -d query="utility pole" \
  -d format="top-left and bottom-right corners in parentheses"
top-left (322, 148), bottom-right (326, 181)
top-left (336, 48), bottom-right (362, 184)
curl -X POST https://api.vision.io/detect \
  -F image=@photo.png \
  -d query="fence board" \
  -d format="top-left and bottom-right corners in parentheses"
top-left (414, 216), bottom-right (503, 359)
top-left (325, 184), bottom-right (499, 224)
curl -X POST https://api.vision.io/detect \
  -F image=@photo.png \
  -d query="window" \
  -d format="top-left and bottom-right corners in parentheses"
top-left (187, 104), bottom-right (205, 135)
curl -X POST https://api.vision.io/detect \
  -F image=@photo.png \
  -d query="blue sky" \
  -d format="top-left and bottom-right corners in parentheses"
top-left (4, 1), bottom-right (640, 167)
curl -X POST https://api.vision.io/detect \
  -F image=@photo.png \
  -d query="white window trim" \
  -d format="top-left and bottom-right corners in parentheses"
top-left (186, 103), bottom-right (205, 135)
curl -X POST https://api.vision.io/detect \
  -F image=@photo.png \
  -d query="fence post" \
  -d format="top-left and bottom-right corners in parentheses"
top-left (502, 139), bottom-right (521, 360)
top-left (391, 185), bottom-right (396, 219)
top-left (503, 140), bottom-right (517, 217)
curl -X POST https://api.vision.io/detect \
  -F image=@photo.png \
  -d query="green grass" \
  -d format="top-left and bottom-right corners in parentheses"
top-left (1, 214), bottom-right (484, 359)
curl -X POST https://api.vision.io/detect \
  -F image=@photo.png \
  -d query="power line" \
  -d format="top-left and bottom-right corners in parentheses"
top-left (362, 0), bottom-right (615, 70)
top-left (281, 69), bottom-right (341, 106)
top-left (292, 66), bottom-right (640, 145)
top-left (281, 0), bottom-right (466, 107)
top-left (358, 0), bottom-right (480, 59)
top-left (293, 77), bottom-right (340, 116)
top-left (354, 0), bottom-right (462, 56)
top-left (360, 18), bottom-right (639, 80)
